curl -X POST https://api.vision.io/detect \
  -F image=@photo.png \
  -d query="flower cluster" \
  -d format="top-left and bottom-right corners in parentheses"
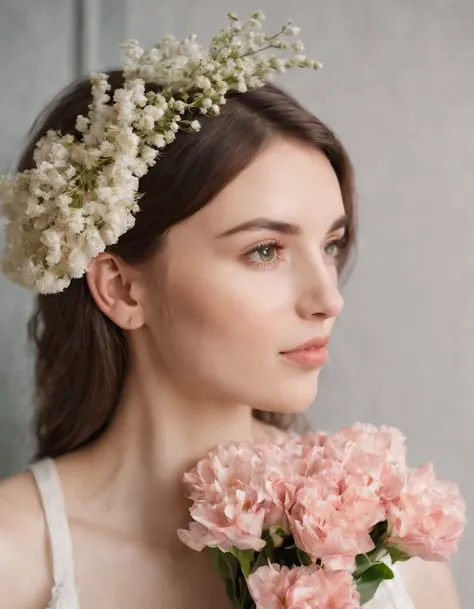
top-left (248, 564), bottom-right (360, 609)
top-left (0, 11), bottom-right (322, 294)
top-left (178, 423), bottom-right (466, 608)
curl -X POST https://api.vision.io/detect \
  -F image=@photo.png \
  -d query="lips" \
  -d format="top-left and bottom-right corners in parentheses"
top-left (281, 336), bottom-right (330, 354)
top-left (280, 336), bottom-right (330, 369)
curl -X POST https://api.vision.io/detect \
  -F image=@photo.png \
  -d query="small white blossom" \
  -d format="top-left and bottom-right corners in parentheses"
top-left (291, 40), bottom-right (305, 53)
top-left (196, 76), bottom-right (212, 89)
top-left (0, 10), bottom-right (320, 294)
top-left (174, 100), bottom-right (186, 113)
top-left (76, 115), bottom-right (90, 132)
top-left (152, 134), bottom-right (166, 148)
top-left (141, 145), bottom-right (158, 164)
top-left (68, 248), bottom-right (90, 278)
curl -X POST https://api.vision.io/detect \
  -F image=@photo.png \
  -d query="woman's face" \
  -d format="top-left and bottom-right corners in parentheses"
top-left (140, 138), bottom-right (347, 414)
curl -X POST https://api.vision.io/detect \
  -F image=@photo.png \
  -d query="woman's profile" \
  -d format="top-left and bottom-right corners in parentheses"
top-left (0, 12), bottom-right (460, 609)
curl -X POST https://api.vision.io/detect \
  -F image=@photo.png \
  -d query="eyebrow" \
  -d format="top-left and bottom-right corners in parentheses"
top-left (215, 215), bottom-right (349, 238)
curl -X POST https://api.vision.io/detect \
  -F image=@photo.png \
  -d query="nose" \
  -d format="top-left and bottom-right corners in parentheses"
top-left (295, 261), bottom-right (344, 320)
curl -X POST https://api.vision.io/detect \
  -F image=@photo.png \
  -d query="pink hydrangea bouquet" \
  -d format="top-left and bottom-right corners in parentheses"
top-left (178, 423), bottom-right (466, 608)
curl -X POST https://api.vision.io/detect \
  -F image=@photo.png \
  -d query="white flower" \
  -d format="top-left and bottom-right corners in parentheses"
top-left (69, 210), bottom-right (85, 233)
top-left (196, 76), bottom-right (212, 89)
top-left (173, 100), bottom-right (186, 113)
top-left (41, 228), bottom-right (61, 249)
top-left (248, 18), bottom-right (262, 30)
top-left (292, 54), bottom-right (307, 64)
top-left (152, 134), bottom-right (166, 148)
top-left (291, 41), bottom-right (305, 53)
top-left (122, 39), bottom-right (144, 62)
top-left (283, 25), bottom-right (301, 36)
top-left (141, 145), bottom-right (158, 164)
top-left (145, 105), bottom-right (165, 121)
top-left (76, 115), bottom-right (90, 132)
top-left (83, 227), bottom-right (105, 258)
top-left (37, 272), bottom-right (69, 295)
top-left (67, 248), bottom-right (90, 278)
top-left (26, 197), bottom-right (44, 218)
top-left (0, 11), bottom-right (320, 294)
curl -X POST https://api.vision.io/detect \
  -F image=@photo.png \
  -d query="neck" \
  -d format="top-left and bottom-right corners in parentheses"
top-left (73, 358), bottom-right (256, 549)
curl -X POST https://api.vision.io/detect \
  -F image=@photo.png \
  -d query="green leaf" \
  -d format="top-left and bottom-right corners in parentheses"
top-left (296, 547), bottom-right (312, 567)
top-left (361, 563), bottom-right (395, 582)
top-left (251, 550), bottom-right (270, 574)
top-left (369, 520), bottom-right (389, 546)
top-left (231, 548), bottom-right (256, 579)
top-left (353, 554), bottom-right (372, 579)
top-left (207, 548), bottom-right (241, 606)
top-left (224, 579), bottom-right (240, 609)
top-left (207, 547), bottom-right (239, 581)
top-left (387, 546), bottom-right (412, 564)
top-left (261, 530), bottom-right (275, 557)
top-left (355, 561), bottom-right (394, 604)
top-left (357, 577), bottom-right (383, 604)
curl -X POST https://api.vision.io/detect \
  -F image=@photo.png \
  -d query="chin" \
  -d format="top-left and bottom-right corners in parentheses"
top-left (249, 374), bottom-right (320, 416)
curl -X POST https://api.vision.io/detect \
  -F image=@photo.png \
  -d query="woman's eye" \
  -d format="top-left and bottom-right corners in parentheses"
top-left (244, 240), bottom-right (285, 267)
top-left (324, 241), bottom-right (339, 257)
top-left (254, 245), bottom-right (278, 262)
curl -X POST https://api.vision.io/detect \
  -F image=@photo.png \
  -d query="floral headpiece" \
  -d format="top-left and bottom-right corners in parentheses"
top-left (0, 11), bottom-right (321, 294)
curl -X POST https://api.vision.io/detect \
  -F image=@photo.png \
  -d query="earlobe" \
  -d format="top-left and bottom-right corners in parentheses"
top-left (86, 254), bottom-right (145, 331)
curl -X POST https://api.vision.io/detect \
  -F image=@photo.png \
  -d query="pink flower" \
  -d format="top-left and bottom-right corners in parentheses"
top-left (248, 563), bottom-right (360, 609)
top-left (386, 463), bottom-right (467, 561)
top-left (334, 444), bottom-right (406, 506)
top-left (322, 423), bottom-right (408, 510)
top-left (287, 469), bottom-right (385, 571)
top-left (178, 440), bottom-right (292, 552)
top-left (324, 423), bottom-right (407, 467)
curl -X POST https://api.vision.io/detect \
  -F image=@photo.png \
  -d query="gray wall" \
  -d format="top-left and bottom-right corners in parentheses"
top-left (0, 0), bottom-right (472, 605)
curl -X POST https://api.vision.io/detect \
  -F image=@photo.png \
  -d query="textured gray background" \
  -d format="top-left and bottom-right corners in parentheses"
top-left (0, 0), bottom-right (472, 605)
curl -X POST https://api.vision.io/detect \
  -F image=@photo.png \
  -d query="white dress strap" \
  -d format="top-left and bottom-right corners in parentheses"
top-left (30, 458), bottom-right (80, 609)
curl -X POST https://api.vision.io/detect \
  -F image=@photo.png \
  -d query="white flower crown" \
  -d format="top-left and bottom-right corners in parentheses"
top-left (0, 11), bottom-right (321, 295)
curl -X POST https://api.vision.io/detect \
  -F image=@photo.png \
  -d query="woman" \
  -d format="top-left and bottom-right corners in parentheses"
top-left (0, 13), bottom-right (460, 609)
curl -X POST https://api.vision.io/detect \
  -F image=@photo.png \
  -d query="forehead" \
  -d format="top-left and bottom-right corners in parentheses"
top-left (198, 138), bottom-right (345, 235)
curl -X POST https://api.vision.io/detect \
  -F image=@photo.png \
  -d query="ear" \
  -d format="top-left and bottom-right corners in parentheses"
top-left (86, 253), bottom-right (145, 331)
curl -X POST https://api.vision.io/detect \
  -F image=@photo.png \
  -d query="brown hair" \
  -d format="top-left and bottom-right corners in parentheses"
top-left (19, 70), bottom-right (356, 459)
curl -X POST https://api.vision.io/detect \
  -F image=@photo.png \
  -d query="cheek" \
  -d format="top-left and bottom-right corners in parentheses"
top-left (163, 267), bottom-right (288, 351)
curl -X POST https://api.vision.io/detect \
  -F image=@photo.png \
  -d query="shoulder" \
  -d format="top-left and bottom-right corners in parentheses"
top-left (0, 469), bottom-right (53, 608)
top-left (398, 557), bottom-right (461, 609)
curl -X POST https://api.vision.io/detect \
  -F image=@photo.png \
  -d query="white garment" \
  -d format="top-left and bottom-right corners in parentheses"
top-left (365, 562), bottom-right (415, 609)
top-left (30, 459), bottom-right (79, 609)
top-left (30, 458), bottom-right (415, 609)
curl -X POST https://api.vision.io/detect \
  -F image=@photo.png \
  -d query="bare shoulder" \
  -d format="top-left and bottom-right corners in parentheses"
top-left (398, 557), bottom-right (461, 609)
top-left (0, 469), bottom-right (52, 608)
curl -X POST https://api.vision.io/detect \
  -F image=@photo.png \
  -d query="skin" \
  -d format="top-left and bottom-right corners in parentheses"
top-left (0, 138), bottom-right (460, 608)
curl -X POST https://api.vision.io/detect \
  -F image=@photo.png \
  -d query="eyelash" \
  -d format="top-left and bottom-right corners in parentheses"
top-left (243, 239), bottom-right (286, 269)
top-left (243, 236), bottom-right (348, 269)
